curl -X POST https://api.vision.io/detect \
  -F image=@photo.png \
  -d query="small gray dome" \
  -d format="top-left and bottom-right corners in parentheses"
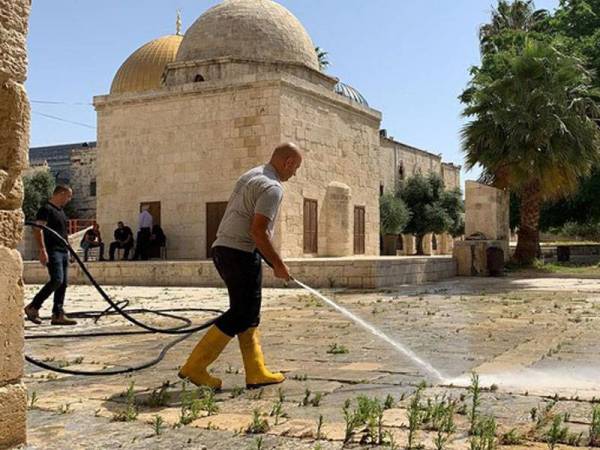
top-left (335, 82), bottom-right (369, 107)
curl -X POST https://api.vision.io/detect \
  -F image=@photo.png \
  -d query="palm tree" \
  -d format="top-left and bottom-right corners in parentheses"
top-left (461, 39), bottom-right (600, 264)
top-left (479, 0), bottom-right (549, 54)
top-left (315, 46), bottom-right (330, 71)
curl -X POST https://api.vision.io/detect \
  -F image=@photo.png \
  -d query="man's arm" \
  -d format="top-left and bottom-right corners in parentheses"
top-left (250, 213), bottom-right (290, 280)
top-left (33, 220), bottom-right (48, 266)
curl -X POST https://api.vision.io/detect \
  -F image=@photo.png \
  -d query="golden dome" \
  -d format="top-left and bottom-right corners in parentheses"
top-left (110, 34), bottom-right (183, 95)
top-left (177, 0), bottom-right (319, 71)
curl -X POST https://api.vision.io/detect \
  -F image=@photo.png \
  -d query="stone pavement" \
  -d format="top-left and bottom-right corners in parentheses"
top-left (21, 276), bottom-right (600, 449)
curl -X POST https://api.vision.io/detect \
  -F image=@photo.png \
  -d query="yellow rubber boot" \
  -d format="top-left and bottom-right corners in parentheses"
top-left (178, 325), bottom-right (232, 390)
top-left (238, 327), bottom-right (285, 389)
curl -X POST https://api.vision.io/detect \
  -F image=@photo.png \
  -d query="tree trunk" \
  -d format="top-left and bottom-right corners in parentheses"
top-left (415, 234), bottom-right (424, 255)
top-left (513, 180), bottom-right (541, 265)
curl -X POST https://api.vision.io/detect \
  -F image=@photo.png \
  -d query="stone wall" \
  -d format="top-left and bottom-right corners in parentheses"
top-left (95, 77), bottom-right (282, 259)
top-left (96, 67), bottom-right (384, 259)
top-left (278, 77), bottom-right (382, 258)
top-left (69, 147), bottom-right (97, 219)
top-left (465, 181), bottom-right (510, 242)
top-left (23, 256), bottom-right (457, 289)
top-left (379, 136), bottom-right (461, 194)
top-left (0, 0), bottom-right (30, 447)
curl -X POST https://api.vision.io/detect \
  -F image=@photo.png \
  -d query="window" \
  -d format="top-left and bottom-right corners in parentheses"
top-left (194, 74), bottom-right (205, 82)
top-left (354, 206), bottom-right (365, 254)
top-left (89, 180), bottom-right (96, 197)
top-left (379, 184), bottom-right (384, 196)
top-left (432, 234), bottom-right (438, 251)
top-left (398, 162), bottom-right (405, 180)
top-left (303, 199), bottom-right (318, 254)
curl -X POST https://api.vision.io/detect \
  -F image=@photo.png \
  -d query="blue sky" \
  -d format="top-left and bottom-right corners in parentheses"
top-left (27, 0), bottom-right (559, 183)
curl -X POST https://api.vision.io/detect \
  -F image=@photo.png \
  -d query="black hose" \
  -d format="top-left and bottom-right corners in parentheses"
top-left (24, 221), bottom-right (225, 376)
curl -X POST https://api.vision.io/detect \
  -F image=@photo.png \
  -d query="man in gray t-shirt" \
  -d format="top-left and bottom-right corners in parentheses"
top-left (179, 143), bottom-right (302, 391)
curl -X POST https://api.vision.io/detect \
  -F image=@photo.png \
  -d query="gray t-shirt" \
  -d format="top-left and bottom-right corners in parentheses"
top-left (212, 164), bottom-right (283, 253)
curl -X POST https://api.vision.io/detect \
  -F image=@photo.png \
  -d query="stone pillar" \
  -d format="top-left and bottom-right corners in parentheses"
top-left (464, 181), bottom-right (510, 260)
top-left (402, 234), bottom-right (415, 255)
top-left (325, 182), bottom-right (352, 256)
top-left (422, 233), bottom-right (434, 255)
top-left (440, 233), bottom-right (454, 255)
top-left (0, 0), bottom-right (31, 447)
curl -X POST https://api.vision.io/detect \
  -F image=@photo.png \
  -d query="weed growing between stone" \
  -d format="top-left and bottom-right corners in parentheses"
top-left (469, 416), bottom-right (497, 450)
top-left (112, 381), bottom-right (138, 422)
top-left (144, 381), bottom-right (171, 407)
top-left (151, 415), bottom-right (164, 436)
top-left (468, 373), bottom-right (481, 435)
top-left (591, 405), bottom-right (600, 446)
top-left (247, 409), bottom-right (269, 434)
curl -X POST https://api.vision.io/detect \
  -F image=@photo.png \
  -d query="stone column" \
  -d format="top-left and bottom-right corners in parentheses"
top-left (422, 233), bottom-right (434, 255)
top-left (402, 234), bottom-right (415, 255)
top-left (0, 0), bottom-right (31, 447)
top-left (440, 233), bottom-right (454, 255)
top-left (325, 182), bottom-right (352, 256)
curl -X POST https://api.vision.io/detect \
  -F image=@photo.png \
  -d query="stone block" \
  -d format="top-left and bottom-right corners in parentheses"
top-left (0, 382), bottom-right (26, 449)
top-left (0, 79), bottom-right (29, 172)
top-left (0, 171), bottom-right (23, 210)
top-left (0, 0), bottom-right (31, 82)
top-left (453, 240), bottom-right (504, 276)
top-left (0, 209), bottom-right (24, 248)
top-left (0, 247), bottom-right (24, 383)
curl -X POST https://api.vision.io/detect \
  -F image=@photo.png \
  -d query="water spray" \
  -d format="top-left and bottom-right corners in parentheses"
top-left (292, 278), bottom-right (446, 383)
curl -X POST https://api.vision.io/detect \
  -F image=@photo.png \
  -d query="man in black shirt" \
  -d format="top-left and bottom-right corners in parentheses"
top-left (24, 185), bottom-right (77, 325)
top-left (81, 223), bottom-right (105, 262)
top-left (109, 221), bottom-right (134, 260)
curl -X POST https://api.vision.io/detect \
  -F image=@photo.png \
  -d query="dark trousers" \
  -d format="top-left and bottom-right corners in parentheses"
top-left (212, 246), bottom-right (262, 337)
top-left (109, 241), bottom-right (133, 260)
top-left (82, 241), bottom-right (105, 261)
top-left (133, 228), bottom-right (151, 260)
top-left (31, 249), bottom-right (69, 315)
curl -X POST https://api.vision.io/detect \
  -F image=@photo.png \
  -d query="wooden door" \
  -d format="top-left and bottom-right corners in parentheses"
top-left (140, 202), bottom-right (161, 225)
top-left (206, 202), bottom-right (228, 258)
top-left (140, 202), bottom-right (161, 258)
top-left (303, 199), bottom-right (318, 254)
top-left (354, 206), bottom-right (365, 255)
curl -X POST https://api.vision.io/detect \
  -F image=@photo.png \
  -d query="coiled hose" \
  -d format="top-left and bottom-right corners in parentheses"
top-left (24, 221), bottom-right (225, 376)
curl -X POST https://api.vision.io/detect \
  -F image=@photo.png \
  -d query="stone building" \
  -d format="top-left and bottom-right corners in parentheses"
top-left (93, 0), bottom-right (460, 260)
top-left (69, 146), bottom-right (97, 219)
top-left (28, 141), bottom-right (97, 218)
top-left (0, 0), bottom-right (30, 447)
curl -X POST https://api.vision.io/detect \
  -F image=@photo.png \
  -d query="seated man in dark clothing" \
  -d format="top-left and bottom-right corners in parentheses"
top-left (149, 224), bottom-right (167, 257)
top-left (81, 223), bottom-right (105, 262)
top-left (109, 221), bottom-right (134, 261)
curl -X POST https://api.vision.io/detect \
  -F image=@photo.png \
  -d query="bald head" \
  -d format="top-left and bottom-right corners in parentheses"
top-left (269, 142), bottom-right (302, 182)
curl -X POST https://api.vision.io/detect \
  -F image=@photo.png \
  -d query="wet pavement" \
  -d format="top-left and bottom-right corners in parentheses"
top-left (22, 275), bottom-right (600, 449)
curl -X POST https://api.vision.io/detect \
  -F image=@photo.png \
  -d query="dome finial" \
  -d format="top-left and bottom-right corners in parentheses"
top-left (176, 9), bottom-right (182, 36)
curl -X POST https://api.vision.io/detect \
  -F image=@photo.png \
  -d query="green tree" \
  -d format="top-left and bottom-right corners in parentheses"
top-left (23, 170), bottom-right (55, 221)
top-left (479, 0), bottom-right (550, 55)
top-left (397, 173), bottom-right (464, 255)
top-left (380, 192), bottom-right (411, 255)
top-left (315, 46), bottom-right (330, 71)
top-left (461, 38), bottom-right (600, 264)
top-left (551, 0), bottom-right (600, 88)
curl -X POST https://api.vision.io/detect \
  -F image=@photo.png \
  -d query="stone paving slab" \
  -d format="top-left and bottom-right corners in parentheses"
top-left (21, 275), bottom-right (600, 449)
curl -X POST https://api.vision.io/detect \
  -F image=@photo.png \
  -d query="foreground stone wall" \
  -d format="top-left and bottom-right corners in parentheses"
top-left (0, 0), bottom-right (30, 447)
top-left (23, 256), bottom-right (457, 289)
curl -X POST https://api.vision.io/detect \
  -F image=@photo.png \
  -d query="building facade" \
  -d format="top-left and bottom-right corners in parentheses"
top-left (32, 0), bottom-right (461, 260)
